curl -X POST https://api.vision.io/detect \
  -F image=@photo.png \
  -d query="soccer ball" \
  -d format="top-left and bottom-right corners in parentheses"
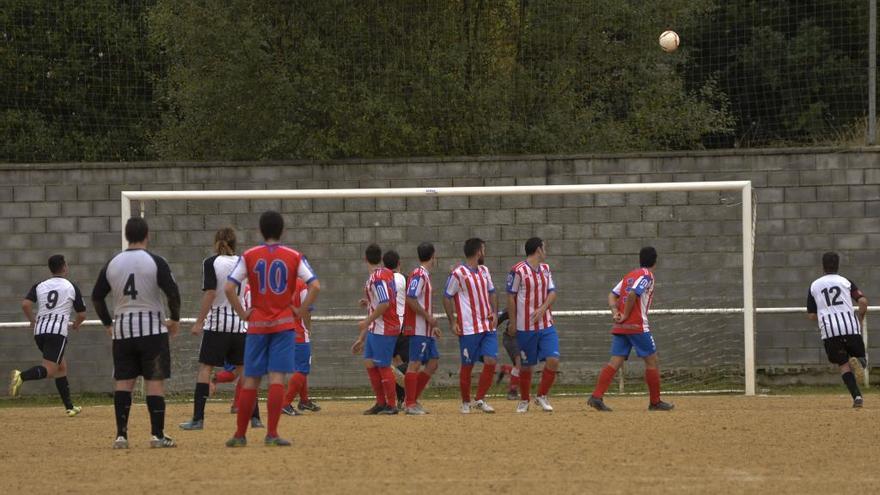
top-left (659, 30), bottom-right (679, 52)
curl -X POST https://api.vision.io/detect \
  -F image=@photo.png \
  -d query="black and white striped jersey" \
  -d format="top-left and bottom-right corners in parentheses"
top-left (24, 277), bottom-right (86, 337)
top-left (92, 248), bottom-right (181, 340)
top-left (807, 274), bottom-right (865, 340)
top-left (201, 254), bottom-right (245, 333)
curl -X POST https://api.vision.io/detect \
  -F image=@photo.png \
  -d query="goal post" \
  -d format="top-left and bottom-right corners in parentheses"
top-left (122, 180), bottom-right (758, 395)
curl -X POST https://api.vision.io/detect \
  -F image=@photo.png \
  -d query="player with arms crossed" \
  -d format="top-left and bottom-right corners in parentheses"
top-left (807, 251), bottom-right (869, 408)
top-left (10, 255), bottom-right (86, 416)
top-left (443, 238), bottom-right (498, 414)
top-left (352, 244), bottom-right (401, 414)
top-left (587, 246), bottom-right (673, 412)
top-left (506, 237), bottom-right (560, 413)
top-left (92, 217), bottom-right (182, 448)
top-left (282, 277), bottom-right (320, 416)
top-left (402, 242), bottom-right (440, 415)
top-left (224, 211), bottom-right (320, 447)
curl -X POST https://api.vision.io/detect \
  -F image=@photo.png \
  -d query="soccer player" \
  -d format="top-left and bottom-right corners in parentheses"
top-left (807, 251), bottom-right (869, 408)
top-left (224, 210), bottom-right (320, 447)
top-left (402, 242), bottom-right (440, 415)
top-left (10, 255), bottom-right (86, 416)
top-left (506, 237), bottom-right (560, 413)
top-left (442, 238), bottom-right (498, 414)
top-left (496, 311), bottom-right (523, 401)
top-left (282, 277), bottom-right (320, 416)
top-left (92, 217), bottom-right (182, 449)
top-left (586, 246), bottom-right (673, 412)
top-left (351, 244), bottom-right (401, 415)
top-left (384, 250), bottom-right (410, 408)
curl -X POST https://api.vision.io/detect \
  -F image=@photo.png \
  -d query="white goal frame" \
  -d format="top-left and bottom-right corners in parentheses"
top-left (120, 181), bottom-right (759, 395)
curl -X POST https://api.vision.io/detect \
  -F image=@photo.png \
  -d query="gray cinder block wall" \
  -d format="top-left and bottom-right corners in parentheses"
top-left (1, 148), bottom-right (878, 395)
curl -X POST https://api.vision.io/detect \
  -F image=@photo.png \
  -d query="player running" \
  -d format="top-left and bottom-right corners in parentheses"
top-left (443, 238), bottom-right (498, 414)
top-left (506, 237), bottom-right (560, 413)
top-left (351, 244), bottom-right (401, 415)
top-left (402, 242), bottom-right (440, 415)
top-left (10, 255), bottom-right (86, 416)
top-left (224, 211), bottom-right (320, 447)
top-left (282, 277), bottom-right (320, 416)
top-left (587, 247), bottom-right (673, 412)
top-left (807, 251), bottom-right (869, 408)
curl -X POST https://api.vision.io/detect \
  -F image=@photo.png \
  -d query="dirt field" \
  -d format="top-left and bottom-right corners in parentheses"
top-left (1, 394), bottom-right (877, 494)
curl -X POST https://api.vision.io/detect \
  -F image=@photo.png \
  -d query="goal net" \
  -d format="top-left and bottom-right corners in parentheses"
top-left (122, 181), bottom-right (757, 396)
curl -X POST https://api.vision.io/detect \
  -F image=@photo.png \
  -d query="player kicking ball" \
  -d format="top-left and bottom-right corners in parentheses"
top-left (587, 247), bottom-right (673, 412)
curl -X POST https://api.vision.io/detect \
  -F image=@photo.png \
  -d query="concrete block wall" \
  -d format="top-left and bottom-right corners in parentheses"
top-left (1, 148), bottom-right (878, 394)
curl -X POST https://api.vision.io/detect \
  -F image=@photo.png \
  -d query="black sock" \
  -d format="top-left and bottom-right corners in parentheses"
top-left (21, 366), bottom-right (48, 381)
top-left (251, 398), bottom-right (261, 420)
top-left (396, 363), bottom-right (407, 402)
top-left (146, 395), bottom-right (166, 438)
top-left (114, 391), bottom-right (132, 439)
top-left (193, 382), bottom-right (210, 421)
top-left (55, 377), bottom-right (74, 410)
top-left (842, 372), bottom-right (862, 399)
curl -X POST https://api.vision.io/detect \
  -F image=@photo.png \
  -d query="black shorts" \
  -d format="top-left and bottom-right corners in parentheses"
top-left (823, 334), bottom-right (866, 366)
top-left (502, 331), bottom-right (520, 363)
top-left (199, 331), bottom-right (245, 367)
top-left (394, 334), bottom-right (410, 362)
top-left (113, 334), bottom-right (171, 380)
top-left (34, 334), bottom-right (68, 364)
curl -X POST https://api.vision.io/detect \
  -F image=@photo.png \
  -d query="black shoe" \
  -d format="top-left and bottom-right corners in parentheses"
top-left (587, 396), bottom-right (613, 412)
top-left (363, 403), bottom-right (385, 415)
top-left (297, 400), bottom-right (321, 412)
top-left (853, 396), bottom-right (864, 408)
top-left (377, 405), bottom-right (399, 415)
top-left (648, 400), bottom-right (675, 411)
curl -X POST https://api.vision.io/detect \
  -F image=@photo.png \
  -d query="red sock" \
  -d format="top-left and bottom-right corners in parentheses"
top-left (475, 363), bottom-right (496, 401)
top-left (233, 379), bottom-right (243, 410)
top-left (215, 370), bottom-right (236, 383)
top-left (404, 372), bottom-right (419, 407)
top-left (592, 365), bottom-right (618, 399)
top-left (234, 388), bottom-right (257, 438)
top-left (416, 371), bottom-right (431, 399)
top-left (645, 368), bottom-right (661, 404)
top-left (284, 373), bottom-right (306, 406)
top-left (366, 366), bottom-right (386, 405)
top-left (459, 365), bottom-right (474, 402)
top-left (538, 368), bottom-right (557, 396)
top-left (501, 364), bottom-right (512, 375)
top-left (299, 377), bottom-right (309, 403)
top-left (378, 367), bottom-right (397, 408)
top-left (267, 383), bottom-right (284, 438)
top-left (519, 369), bottom-right (532, 401)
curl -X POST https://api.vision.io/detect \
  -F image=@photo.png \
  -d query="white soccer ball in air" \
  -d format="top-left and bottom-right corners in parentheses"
top-left (659, 30), bottom-right (679, 52)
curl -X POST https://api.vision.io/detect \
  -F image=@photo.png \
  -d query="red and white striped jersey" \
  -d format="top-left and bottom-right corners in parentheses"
top-left (611, 268), bottom-right (655, 334)
top-left (403, 265), bottom-right (432, 336)
top-left (506, 261), bottom-right (556, 331)
top-left (291, 278), bottom-right (311, 343)
top-left (364, 267), bottom-right (401, 336)
top-left (444, 264), bottom-right (496, 335)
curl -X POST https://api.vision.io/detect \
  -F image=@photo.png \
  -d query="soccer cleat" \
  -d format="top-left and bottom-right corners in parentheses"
top-left (853, 396), bottom-right (864, 408)
top-left (281, 404), bottom-right (301, 417)
top-left (250, 417), bottom-right (265, 428)
top-left (178, 419), bottom-right (204, 430)
top-left (8, 370), bottom-right (22, 398)
top-left (264, 436), bottom-right (292, 447)
top-left (413, 403), bottom-right (430, 414)
top-left (516, 400), bottom-right (529, 413)
top-left (405, 405), bottom-right (427, 415)
top-left (225, 436), bottom-right (247, 448)
top-left (535, 395), bottom-right (554, 412)
top-left (150, 435), bottom-right (177, 448)
top-left (648, 400), bottom-right (675, 411)
top-left (377, 405), bottom-right (399, 415)
top-left (587, 396), bottom-right (613, 412)
top-left (459, 402), bottom-right (471, 414)
top-left (112, 436), bottom-right (129, 449)
top-left (297, 400), bottom-right (321, 412)
top-left (66, 406), bottom-right (83, 417)
top-left (472, 399), bottom-right (495, 414)
top-left (363, 403), bottom-right (386, 415)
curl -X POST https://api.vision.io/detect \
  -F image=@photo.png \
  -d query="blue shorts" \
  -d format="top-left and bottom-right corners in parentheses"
top-left (409, 335), bottom-right (440, 364)
top-left (244, 331), bottom-right (296, 377)
top-left (294, 342), bottom-right (312, 375)
top-left (364, 333), bottom-right (397, 368)
top-left (611, 332), bottom-right (657, 359)
top-left (459, 332), bottom-right (498, 365)
top-left (516, 326), bottom-right (561, 367)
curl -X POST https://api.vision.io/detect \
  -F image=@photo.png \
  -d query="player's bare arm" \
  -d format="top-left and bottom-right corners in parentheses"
top-left (807, 312), bottom-right (818, 321)
top-left (608, 292), bottom-right (622, 322)
top-left (191, 289), bottom-right (215, 335)
top-left (856, 295), bottom-right (868, 323)
top-left (506, 293), bottom-right (517, 336)
top-left (618, 292), bottom-right (638, 322)
top-left (531, 290), bottom-right (557, 323)
top-left (225, 280), bottom-right (251, 321)
top-left (406, 295), bottom-right (436, 326)
top-left (295, 279), bottom-right (321, 318)
top-left (72, 311), bottom-right (86, 331)
top-left (442, 297), bottom-right (461, 335)
top-left (21, 298), bottom-right (36, 328)
top-left (353, 301), bottom-right (390, 353)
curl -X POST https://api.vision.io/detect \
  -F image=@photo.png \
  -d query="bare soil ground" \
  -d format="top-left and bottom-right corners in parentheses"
top-left (1, 394), bottom-right (877, 494)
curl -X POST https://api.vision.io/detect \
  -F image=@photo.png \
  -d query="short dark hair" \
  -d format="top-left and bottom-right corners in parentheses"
top-left (525, 237), bottom-right (543, 256)
top-left (259, 210), bottom-right (284, 240)
top-left (463, 238), bottom-right (484, 258)
top-left (822, 251), bottom-right (839, 273)
top-left (365, 244), bottom-right (382, 265)
top-left (125, 217), bottom-right (149, 243)
top-left (639, 246), bottom-right (658, 268)
top-left (48, 254), bottom-right (66, 274)
top-left (383, 250), bottom-right (400, 270)
top-left (417, 242), bottom-right (435, 262)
